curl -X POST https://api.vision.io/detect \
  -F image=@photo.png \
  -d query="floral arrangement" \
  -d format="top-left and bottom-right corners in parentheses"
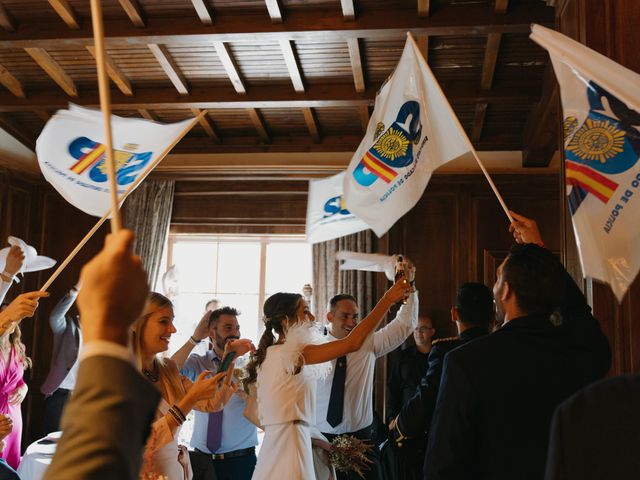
top-left (328, 434), bottom-right (373, 478)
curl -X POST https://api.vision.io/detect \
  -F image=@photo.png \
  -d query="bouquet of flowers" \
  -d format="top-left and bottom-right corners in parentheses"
top-left (328, 434), bottom-right (373, 478)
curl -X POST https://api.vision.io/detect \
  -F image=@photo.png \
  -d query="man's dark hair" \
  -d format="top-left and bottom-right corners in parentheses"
top-left (208, 306), bottom-right (240, 328)
top-left (329, 294), bottom-right (357, 314)
top-left (455, 282), bottom-right (493, 327)
top-left (501, 243), bottom-right (564, 317)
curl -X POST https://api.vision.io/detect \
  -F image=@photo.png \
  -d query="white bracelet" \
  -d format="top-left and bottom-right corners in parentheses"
top-left (0, 271), bottom-right (14, 282)
top-left (188, 336), bottom-right (200, 346)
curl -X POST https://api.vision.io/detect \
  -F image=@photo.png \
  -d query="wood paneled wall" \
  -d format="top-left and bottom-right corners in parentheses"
top-left (170, 178), bottom-right (309, 235)
top-left (0, 169), bottom-right (108, 446)
top-left (557, 0), bottom-right (640, 375)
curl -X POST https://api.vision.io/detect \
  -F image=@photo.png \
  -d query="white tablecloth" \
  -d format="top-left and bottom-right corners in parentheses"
top-left (16, 432), bottom-right (60, 480)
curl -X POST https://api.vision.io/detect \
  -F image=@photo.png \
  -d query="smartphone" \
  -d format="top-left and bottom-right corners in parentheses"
top-left (218, 351), bottom-right (236, 373)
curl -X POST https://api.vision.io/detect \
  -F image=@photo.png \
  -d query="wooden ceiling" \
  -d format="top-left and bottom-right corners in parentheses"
top-left (0, 0), bottom-right (556, 172)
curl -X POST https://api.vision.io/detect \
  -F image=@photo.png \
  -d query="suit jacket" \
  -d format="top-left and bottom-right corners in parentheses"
top-left (395, 328), bottom-right (488, 439)
top-left (41, 290), bottom-right (81, 396)
top-left (45, 355), bottom-right (160, 480)
top-left (424, 266), bottom-right (611, 480)
top-left (545, 374), bottom-right (640, 480)
top-left (386, 345), bottom-right (429, 423)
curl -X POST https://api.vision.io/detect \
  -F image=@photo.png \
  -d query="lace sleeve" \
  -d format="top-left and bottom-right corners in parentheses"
top-left (280, 322), bottom-right (332, 379)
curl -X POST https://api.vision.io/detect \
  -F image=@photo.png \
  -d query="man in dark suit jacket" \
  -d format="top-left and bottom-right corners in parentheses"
top-left (386, 283), bottom-right (492, 479)
top-left (544, 374), bottom-right (640, 480)
top-left (45, 230), bottom-right (159, 480)
top-left (388, 283), bottom-right (491, 446)
top-left (423, 212), bottom-right (611, 480)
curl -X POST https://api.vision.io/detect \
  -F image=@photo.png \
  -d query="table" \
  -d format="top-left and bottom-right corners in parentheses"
top-left (16, 432), bottom-right (60, 480)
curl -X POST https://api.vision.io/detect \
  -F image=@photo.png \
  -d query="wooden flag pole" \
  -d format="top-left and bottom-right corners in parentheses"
top-left (90, 0), bottom-right (121, 232)
top-left (407, 33), bottom-right (514, 224)
top-left (39, 112), bottom-right (205, 293)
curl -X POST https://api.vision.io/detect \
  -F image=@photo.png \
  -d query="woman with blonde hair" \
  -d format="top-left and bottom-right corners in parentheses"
top-left (245, 278), bottom-right (411, 480)
top-left (134, 292), bottom-right (253, 480)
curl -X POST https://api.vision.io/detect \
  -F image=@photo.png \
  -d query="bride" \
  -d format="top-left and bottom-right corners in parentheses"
top-left (244, 279), bottom-right (410, 479)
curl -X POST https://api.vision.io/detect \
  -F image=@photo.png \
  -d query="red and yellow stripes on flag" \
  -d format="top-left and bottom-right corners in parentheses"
top-left (566, 160), bottom-right (618, 203)
top-left (70, 143), bottom-right (105, 174)
top-left (362, 151), bottom-right (397, 183)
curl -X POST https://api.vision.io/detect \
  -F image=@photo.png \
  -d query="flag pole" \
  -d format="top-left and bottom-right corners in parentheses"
top-left (39, 112), bottom-right (205, 292)
top-left (408, 33), bottom-right (514, 224)
top-left (90, 0), bottom-right (121, 232)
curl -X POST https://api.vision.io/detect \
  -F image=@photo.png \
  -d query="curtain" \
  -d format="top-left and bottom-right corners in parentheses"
top-left (311, 230), bottom-right (375, 321)
top-left (122, 179), bottom-right (175, 285)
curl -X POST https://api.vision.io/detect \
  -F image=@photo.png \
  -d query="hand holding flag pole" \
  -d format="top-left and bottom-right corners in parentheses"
top-left (89, 0), bottom-right (121, 233)
top-left (38, 111), bottom-right (206, 293)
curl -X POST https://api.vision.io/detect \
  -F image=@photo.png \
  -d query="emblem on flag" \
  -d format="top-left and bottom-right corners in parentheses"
top-left (353, 101), bottom-right (422, 187)
top-left (564, 82), bottom-right (640, 215)
top-left (68, 136), bottom-right (153, 185)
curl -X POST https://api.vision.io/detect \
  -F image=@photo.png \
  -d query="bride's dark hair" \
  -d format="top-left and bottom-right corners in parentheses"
top-left (244, 292), bottom-right (302, 390)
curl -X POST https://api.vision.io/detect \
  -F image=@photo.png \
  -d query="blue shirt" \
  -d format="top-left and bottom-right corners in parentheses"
top-left (181, 351), bottom-right (258, 454)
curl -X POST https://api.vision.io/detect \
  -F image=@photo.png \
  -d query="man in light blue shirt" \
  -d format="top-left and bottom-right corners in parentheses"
top-left (181, 307), bottom-right (258, 480)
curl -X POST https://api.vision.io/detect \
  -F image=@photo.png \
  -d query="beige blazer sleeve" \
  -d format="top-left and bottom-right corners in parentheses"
top-left (45, 355), bottom-right (160, 480)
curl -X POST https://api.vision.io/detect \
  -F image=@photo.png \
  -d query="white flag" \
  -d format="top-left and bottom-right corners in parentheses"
top-left (37, 105), bottom-right (195, 217)
top-left (306, 172), bottom-right (370, 243)
top-left (343, 34), bottom-right (470, 237)
top-left (531, 24), bottom-right (640, 301)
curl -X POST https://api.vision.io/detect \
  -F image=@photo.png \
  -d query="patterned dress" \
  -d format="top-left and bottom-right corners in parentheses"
top-left (0, 345), bottom-right (26, 470)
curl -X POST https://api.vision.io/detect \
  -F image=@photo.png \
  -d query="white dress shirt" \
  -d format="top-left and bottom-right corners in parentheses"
top-left (315, 291), bottom-right (418, 434)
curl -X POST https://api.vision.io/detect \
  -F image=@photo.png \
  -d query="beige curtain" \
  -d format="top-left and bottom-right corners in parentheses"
top-left (311, 230), bottom-right (375, 320)
top-left (122, 179), bottom-right (175, 285)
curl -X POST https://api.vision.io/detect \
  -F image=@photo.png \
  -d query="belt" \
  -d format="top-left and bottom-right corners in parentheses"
top-left (196, 446), bottom-right (255, 461)
top-left (322, 424), bottom-right (374, 442)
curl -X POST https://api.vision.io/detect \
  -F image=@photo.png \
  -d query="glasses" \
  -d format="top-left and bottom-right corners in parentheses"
top-left (415, 326), bottom-right (434, 333)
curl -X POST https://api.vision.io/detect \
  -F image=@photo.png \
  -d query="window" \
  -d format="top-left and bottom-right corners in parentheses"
top-left (161, 234), bottom-right (312, 354)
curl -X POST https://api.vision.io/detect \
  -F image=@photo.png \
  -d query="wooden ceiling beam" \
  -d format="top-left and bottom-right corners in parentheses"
top-left (416, 35), bottom-right (429, 63)
top-left (190, 0), bottom-right (214, 25)
top-left (418, 0), bottom-right (430, 17)
top-left (148, 43), bottom-right (189, 95)
top-left (0, 113), bottom-right (35, 149)
top-left (0, 4), bottom-right (554, 48)
top-left (24, 48), bottom-right (77, 96)
top-left (265, 0), bottom-right (283, 23)
top-left (86, 45), bottom-right (133, 96)
top-left (170, 133), bottom-right (522, 155)
top-left (0, 63), bottom-right (24, 98)
top-left (213, 41), bottom-right (246, 94)
top-left (191, 108), bottom-right (220, 143)
top-left (495, 0), bottom-right (509, 14)
top-left (35, 109), bottom-right (51, 121)
top-left (47, 0), bottom-right (80, 29)
top-left (302, 107), bottom-right (321, 143)
top-left (0, 81), bottom-right (541, 111)
top-left (279, 40), bottom-right (305, 93)
top-left (347, 38), bottom-right (365, 93)
top-left (481, 33), bottom-right (501, 90)
top-left (247, 108), bottom-right (270, 143)
top-left (471, 102), bottom-right (487, 143)
top-left (359, 105), bottom-right (370, 134)
top-left (341, 0), bottom-right (355, 20)
top-left (118, 0), bottom-right (146, 27)
top-left (138, 108), bottom-right (158, 121)
top-left (523, 64), bottom-right (559, 167)
top-left (0, 2), bottom-right (16, 32)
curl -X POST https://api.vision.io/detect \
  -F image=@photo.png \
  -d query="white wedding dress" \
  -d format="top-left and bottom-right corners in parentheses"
top-left (252, 323), bottom-right (335, 480)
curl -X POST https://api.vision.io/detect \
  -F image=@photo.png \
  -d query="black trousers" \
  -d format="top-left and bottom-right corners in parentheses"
top-left (189, 450), bottom-right (256, 480)
top-left (42, 388), bottom-right (71, 435)
top-left (323, 425), bottom-right (382, 480)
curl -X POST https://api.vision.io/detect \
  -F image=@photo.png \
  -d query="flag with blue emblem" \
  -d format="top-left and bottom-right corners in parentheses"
top-left (531, 24), bottom-right (640, 302)
top-left (306, 171), bottom-right (371, 243)
top-left (37, 104), bottom-right (196, 217)
top-left (343, 33), bottom-right (471, 237)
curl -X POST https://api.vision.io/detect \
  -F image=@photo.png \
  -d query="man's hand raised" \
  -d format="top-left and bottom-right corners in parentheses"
top-left (77, 230), bottom-right (149, 347)
top-left (509, 211), bottom-right (544, 246)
